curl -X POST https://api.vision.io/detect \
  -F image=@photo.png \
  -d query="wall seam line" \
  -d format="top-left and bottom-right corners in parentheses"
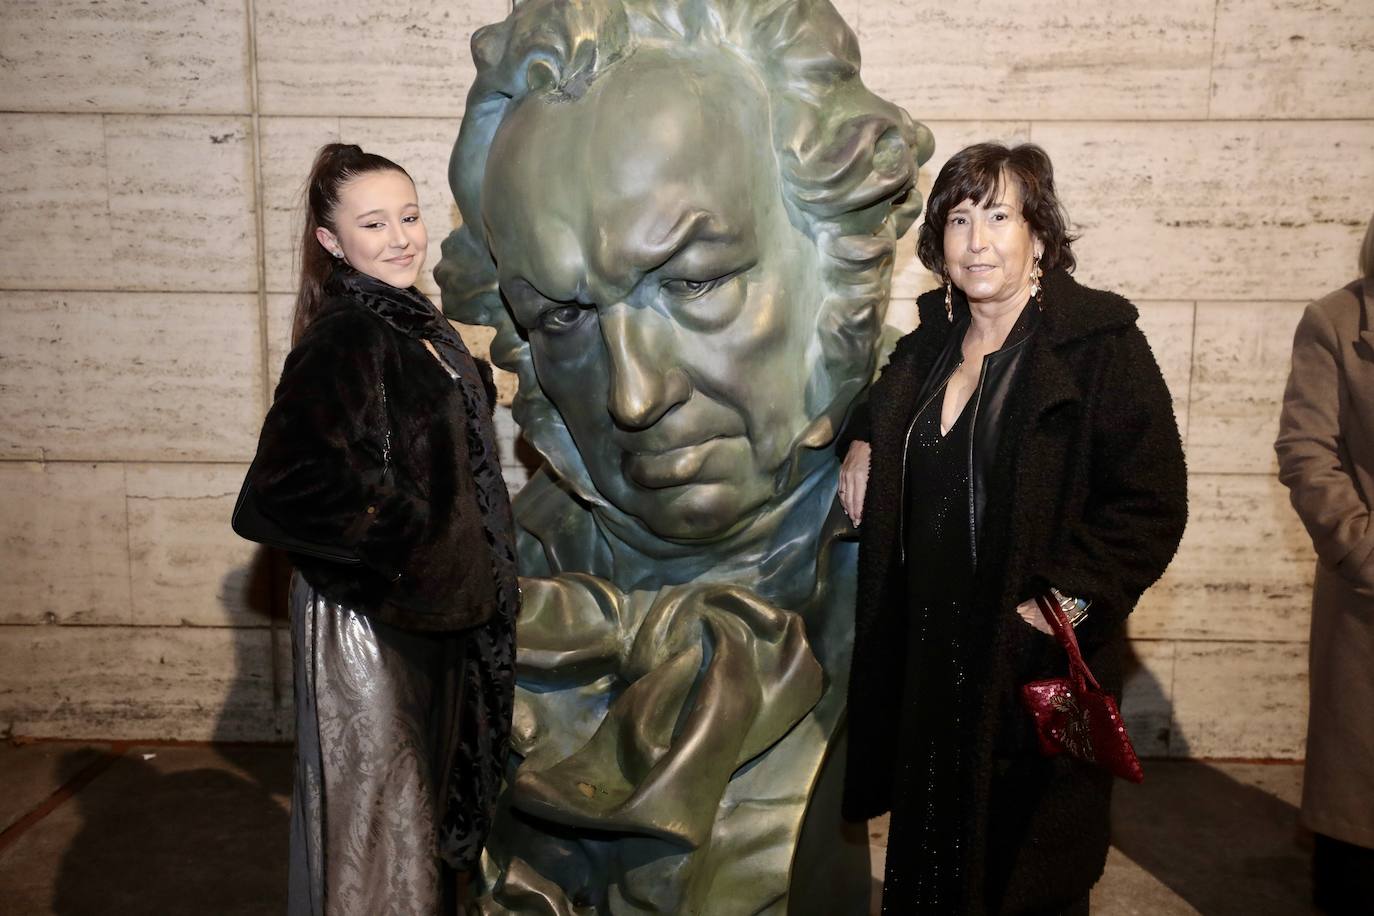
top-left (99, 113), bottom-right (115, 286)
top-left (1206, 0), bottom-right (1221, 120)
top-left (242, 0), bottom-right (287, 741)
top-left (122, 462), bottom-right (135, 626)
top-left (246, 0), bottom-right (270, 419)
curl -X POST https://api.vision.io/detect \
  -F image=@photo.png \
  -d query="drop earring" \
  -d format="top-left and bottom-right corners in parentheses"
top-left (1030, 255), bottom-right (1043, 302)
top-left (944, 278), bottom-right (953, 322)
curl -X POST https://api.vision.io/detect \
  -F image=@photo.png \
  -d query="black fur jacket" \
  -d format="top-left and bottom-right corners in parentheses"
top-left (249, 266), bottom-right (504, 631)
top-left (842, 269), bottom-right (1188, 913)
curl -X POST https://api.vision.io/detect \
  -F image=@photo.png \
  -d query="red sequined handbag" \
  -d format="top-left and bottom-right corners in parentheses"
top-left (1020, 592), bottom-right (1144, 783)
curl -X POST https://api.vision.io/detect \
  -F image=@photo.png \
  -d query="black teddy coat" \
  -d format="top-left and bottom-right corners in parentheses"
top-left (842, 268), bottom-right (1188, 914)
top-left (251, 267), bottom-right (504, 632)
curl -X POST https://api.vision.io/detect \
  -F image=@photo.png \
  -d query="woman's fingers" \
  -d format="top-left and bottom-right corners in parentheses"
top-left (839, 441), bottom-right (872, 525)
top-left (1015, 599), bottom-right (1054, 634)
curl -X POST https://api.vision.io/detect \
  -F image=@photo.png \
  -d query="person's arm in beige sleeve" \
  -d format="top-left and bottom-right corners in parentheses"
top-left (1275, 301), bottom-right (1374, 598)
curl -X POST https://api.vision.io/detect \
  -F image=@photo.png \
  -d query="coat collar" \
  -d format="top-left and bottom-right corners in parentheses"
top-left (918, 267), bottom-right (1135, 417)
top-left (327, 263), bottom-right (451, 340)
top-left (1034, 268), bottom-right (1138, 348)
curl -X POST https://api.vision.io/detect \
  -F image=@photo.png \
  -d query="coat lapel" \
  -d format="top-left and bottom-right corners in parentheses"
top-left (1020, 336), bottom-right (1081, 421)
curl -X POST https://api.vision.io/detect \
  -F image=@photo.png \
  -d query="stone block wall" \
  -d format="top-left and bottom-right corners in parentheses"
top-left (1, 0), bottom-right (1371, 756)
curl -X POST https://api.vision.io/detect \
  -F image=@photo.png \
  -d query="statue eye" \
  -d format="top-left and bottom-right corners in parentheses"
top-left (536, 304), bottom-right (587, 333)
top-left (661, 276), bottom-right (722, 299)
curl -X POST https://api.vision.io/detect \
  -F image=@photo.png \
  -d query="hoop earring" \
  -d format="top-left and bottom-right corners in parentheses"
top-left (944, 278), bottom-right (953, 323)
top-left (1030, 255), bottom-right (1043, 302)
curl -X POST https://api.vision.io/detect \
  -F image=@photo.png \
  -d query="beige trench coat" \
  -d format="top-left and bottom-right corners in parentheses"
top-left (1275, 276), bottom-right (1374, 849)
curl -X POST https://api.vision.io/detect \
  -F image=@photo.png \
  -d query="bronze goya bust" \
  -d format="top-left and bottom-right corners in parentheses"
top-left (437, 0), bottom-right (932, 911)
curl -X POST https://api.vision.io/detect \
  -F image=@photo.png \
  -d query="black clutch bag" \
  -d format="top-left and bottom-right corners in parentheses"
top-left (231, 462), bottom-right (361, 565)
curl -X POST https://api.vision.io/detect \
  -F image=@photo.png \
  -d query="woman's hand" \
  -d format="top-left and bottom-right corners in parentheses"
top-left (1014, 598), bottom-right (1054, 635)
top-left (838, 440), bottom-right (872, 525)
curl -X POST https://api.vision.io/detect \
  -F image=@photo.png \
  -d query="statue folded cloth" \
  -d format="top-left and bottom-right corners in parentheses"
top-left (513, 574), bottom-right (823, 844)
top-left (474, 466), bottom-right (863, 914)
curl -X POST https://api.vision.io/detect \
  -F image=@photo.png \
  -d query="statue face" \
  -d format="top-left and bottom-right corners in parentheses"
top-left (483, 51), bottom-right (824, 541)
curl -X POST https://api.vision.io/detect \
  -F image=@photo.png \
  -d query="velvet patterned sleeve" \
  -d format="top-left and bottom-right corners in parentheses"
top-left (476, 358), bottom-right (498, 416)
top-left (249, 310), bottom-right (429, 580)
top-left (1034, 326), bottom-right (1189, 646)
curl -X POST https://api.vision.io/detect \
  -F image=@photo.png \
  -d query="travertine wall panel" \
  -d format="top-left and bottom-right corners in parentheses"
top-left (254, 0), bottom-right (508, 116)
top-left (1210, 0), bottom-right (1374, 119)
top-left (0, 0), bottom-right (252, 114)
top-left (1032, 121), bottom-right (1374, 302)
top-left (105, 116), bottom-right (259, 292)
top-left (259, 117), bottom-right (343, 294)
top-left (1133, 474), bottom-right (1314, 642)
top-left (0, 463), bottom-right (132, 626)
top-left (0, 115), bottom-right (113, 290)
top-left (1171, 641), bottom-right (1308, 758)
top-left (126, 464), bottom-right (264, 627)
top-left (264, 293), bottom-right (297, 395)
top-left (1134, 301), bottom-right (1196, 439)
top-left (1188, 300), bottom-right (1306, 474)
top-left (0, 292), bottom-right (264, 462)
top-left (0, 626), bottom-right (276, 741)
top-left (859, 1), bottom-right (1213, 121)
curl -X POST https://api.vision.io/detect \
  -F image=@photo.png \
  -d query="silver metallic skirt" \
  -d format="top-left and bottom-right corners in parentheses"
top-left (287, 572), bottom-right (466, 916)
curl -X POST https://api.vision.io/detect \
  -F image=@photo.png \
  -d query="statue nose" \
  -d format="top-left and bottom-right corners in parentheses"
top-left (600, 306), bottom-right (690, 430)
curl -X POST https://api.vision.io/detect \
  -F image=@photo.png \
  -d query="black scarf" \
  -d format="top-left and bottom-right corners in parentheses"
top-left (331, 265), bottom-right (520, 872)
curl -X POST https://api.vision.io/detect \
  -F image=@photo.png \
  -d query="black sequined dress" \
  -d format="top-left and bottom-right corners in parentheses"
top-left (882, 371), bottom-right (977, 914)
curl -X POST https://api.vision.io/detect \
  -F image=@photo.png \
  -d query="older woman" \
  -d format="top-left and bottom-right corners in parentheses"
top-left (1275, 212), bottom-right (1374, 914)
top-left (837, 142), bottom-right (1187, 915)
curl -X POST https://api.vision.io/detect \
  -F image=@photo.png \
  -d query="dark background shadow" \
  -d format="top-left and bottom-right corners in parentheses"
top-left (49, 546), bottom-right (292, 915)
top-left (1110, 642), bottom-right (1316, 916)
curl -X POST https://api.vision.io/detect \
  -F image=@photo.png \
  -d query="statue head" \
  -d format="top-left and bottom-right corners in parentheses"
top-left (439, 0), bottom-right (931, 545)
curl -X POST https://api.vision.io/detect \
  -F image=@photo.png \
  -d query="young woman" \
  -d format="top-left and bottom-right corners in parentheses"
top-left (242, 143), bottom-right (517, 915)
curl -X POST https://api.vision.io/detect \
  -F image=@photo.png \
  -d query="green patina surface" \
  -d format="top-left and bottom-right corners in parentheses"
top-left (437, 0), bottom-right (931, 910)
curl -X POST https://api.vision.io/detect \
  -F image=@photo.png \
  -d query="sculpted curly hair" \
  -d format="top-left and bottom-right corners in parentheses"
top-left (436, 0), bottom-right (932, 468)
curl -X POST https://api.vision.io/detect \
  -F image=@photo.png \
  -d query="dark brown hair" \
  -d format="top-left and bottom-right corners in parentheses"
top-left (293, 143), bottom-right (413, 345)
top-left (916, 142), bottom-right (1077, 279)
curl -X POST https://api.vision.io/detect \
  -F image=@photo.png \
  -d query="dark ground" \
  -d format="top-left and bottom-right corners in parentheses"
top-left (0, 741), bottom-right (1315, 915)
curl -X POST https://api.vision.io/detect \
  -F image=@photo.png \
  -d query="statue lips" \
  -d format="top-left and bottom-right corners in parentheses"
top-left (621, 436), bottom-right (732, 489)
